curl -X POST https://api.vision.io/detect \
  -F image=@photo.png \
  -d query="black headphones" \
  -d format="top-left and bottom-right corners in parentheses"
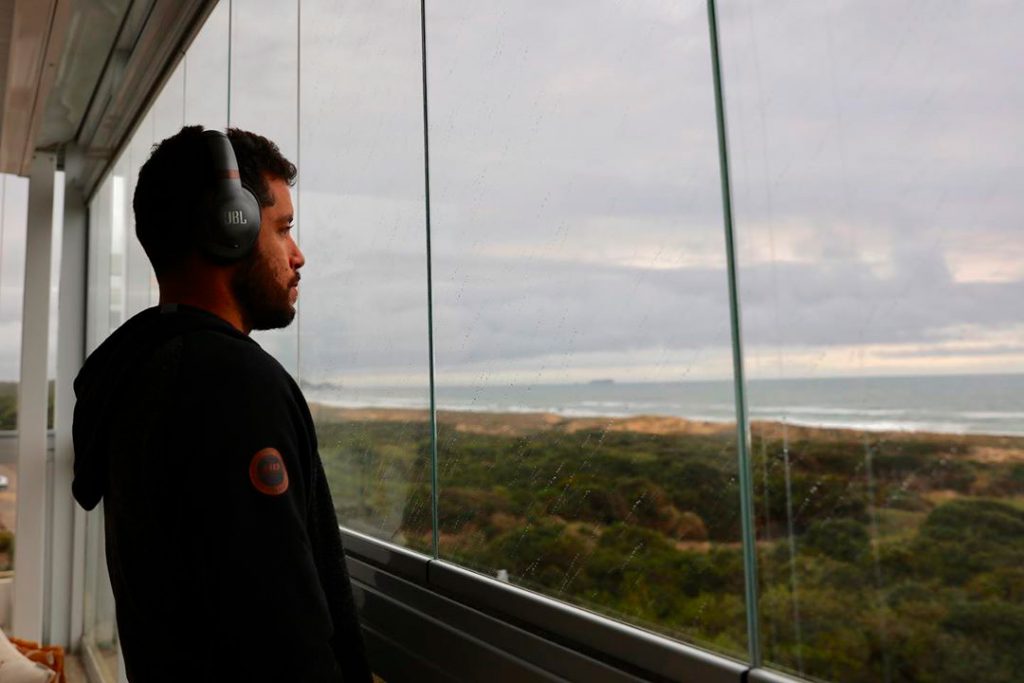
top-left (200, 130), bottom-right (262, 260)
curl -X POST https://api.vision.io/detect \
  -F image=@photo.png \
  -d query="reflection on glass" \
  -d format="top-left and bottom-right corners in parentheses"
top-left (83, 170), bottom-right (122, 679)
top-left (82, 504), bottom-right (120, 680)
top-left (108, 159), bottom-right (128, 331)
top-left (87, 174), bottom-right (113, 353)
top-left (81, 182), bottom-right (110, 679)
top-left (45, 173), bottom-right (65, 429)
top-left (126, 116), bottom-right (153, 317)
top-left (722, 1), bottom-right (1024, 680)
top-left (229, 0), bottom-right (299, 374)
top-left (429, 3), bottom-right (745, 653)
top-left (82, 174), bottom-right (117, 671)
top-left (298, 0), bottom-right (431, 549)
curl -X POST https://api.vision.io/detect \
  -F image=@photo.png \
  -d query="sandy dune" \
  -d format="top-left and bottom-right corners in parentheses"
top-left (307, 403), bottom-right (1024, 459)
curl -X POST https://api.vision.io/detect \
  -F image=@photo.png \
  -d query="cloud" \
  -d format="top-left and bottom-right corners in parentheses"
top-left (277, 1), bottom-right (1024, 383)
top-left (5, 1), bottom-right (1015, 387)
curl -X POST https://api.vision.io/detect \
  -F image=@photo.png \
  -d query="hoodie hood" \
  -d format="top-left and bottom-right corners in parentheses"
top-left (72, 304), bottom-right (247, 510)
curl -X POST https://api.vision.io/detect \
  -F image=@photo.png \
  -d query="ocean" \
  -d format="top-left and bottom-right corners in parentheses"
top-left (302, 373), bottom-right (1024, 437)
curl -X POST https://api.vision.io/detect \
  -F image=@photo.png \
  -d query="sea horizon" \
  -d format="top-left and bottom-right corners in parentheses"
top-left (302, 372), bottom-right (1024, 437)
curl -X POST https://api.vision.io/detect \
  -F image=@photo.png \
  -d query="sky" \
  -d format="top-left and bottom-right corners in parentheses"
top-left (1, 0), bottom-right (1022, 388)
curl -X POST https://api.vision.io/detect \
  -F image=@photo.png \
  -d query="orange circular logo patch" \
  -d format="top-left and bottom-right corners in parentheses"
top-left (249, 447), bottom-right (289, 496)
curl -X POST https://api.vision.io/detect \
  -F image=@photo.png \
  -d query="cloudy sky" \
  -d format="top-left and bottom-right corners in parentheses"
top-left (1, 0), bottom-right (1021, 388)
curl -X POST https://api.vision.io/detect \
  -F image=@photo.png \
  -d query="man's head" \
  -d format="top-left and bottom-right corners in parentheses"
top-left (133, 126), bottom-right (303, 331)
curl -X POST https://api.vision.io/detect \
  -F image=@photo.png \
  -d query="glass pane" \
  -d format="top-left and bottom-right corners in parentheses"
top-left (229, 0), bottom-right (299, 375)
top-left (135, 62), bottom-right (185, 312)
top-left (720, 2), bottom-right (1024, 680)
top-left (0, 175), bottom-right (28, 430)
top-left (0, 175), bottom-right (28, 617)
top-left (87, 175), bottom-right (113, 353)
top-left (429, 3), bottom-right (746, 655)
top-left (151, 62), bottom-right (185, 144)
top-left (82, 503), bottom-right (120, 680)
top-left (298, 1), bottom-right (431, 549)
top-left (83, 170), bottom-right (122, 679)
top-left (184, 0), bottom-right (229, 130)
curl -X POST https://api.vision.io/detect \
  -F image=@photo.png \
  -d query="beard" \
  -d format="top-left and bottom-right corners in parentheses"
top-left (230, 245), bottom-right (296, 331)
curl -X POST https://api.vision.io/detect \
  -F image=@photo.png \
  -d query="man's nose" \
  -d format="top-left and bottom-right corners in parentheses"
top-left (292, 243), bottom-right (306, 269)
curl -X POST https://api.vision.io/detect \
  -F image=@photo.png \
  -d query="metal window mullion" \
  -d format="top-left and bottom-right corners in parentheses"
top-left (295, 0), bottom-right (302, 379)
top-left (706, 0), bottom-right (761, 666)
top-left (418, 0), bottom-right (440, 560)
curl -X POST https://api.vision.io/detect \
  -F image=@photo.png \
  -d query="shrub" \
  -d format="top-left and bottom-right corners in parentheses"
top-left (913, 499), bottom-right (1024, 585)
top-left (802, 518), bottom-right (870, 564)
top-left (436, 487), bottom-right (513, 534)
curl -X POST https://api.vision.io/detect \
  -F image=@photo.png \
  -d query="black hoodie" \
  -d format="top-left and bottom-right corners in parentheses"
top-left (73, 304), bottom-right (371, 682)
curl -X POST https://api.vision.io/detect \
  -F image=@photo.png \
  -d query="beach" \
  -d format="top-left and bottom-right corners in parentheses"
top-left (308, 402), bottom-right (1024, 456)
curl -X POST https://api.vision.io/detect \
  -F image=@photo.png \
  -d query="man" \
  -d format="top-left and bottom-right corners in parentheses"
top-left (72, 126), bottom-right (372, 682)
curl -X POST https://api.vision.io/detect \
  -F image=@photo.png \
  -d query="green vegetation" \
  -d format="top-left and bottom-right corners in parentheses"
top-left (0, 528), bottom-right (12, 571)
top-left (0, 382), bottom-right (16, 430)
top-left (0, 380), bottom-right (56, 430)
top-left (316, 410), bottom-right (1024, 683)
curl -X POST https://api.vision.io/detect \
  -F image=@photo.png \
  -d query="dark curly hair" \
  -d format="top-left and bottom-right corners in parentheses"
top-left (132, 125), bottom-right (296, 276)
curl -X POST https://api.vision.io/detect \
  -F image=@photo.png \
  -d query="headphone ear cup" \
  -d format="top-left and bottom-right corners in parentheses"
top-left (201, 129), bottom-right (262, 261)
top-left (202, 182), bottom-right (261, 260)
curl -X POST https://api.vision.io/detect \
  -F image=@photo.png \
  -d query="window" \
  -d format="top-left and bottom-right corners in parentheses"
top-left (230, 0), bottom-right (300, 375)
top-left (298, 0), bottom-right (433, 549)
top-left (721, 1), bottom-right (1024, 680)
top-left (427, 2), bottom-right (748, 655)
top-left (0, 175), bottom-right (28, 430)
top-left (76, 2), bottom-right (1024, 681)
top-left (183, 0), bottom-right (229, 129)
top-left (83, 168), bottom-right (123, 679)
top-left (0, 175), bottom-right (28, 617)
